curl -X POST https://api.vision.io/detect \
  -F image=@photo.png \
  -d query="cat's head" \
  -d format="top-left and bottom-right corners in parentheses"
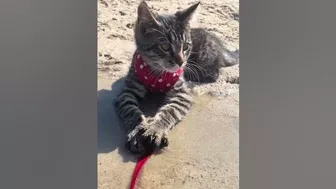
top-left (134, 1), bottom-right (200, 73)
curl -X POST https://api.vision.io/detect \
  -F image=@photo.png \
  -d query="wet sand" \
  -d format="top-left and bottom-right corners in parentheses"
top-left (98, 0), bottom-right (239, 188)
top-left (98, 79), bottom-right (239, 189)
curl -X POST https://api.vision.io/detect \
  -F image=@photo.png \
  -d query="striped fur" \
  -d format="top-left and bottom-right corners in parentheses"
top-left (115, 1), bottom-right (238, 154)
top-left (115, 53), bottom-right (193, 154)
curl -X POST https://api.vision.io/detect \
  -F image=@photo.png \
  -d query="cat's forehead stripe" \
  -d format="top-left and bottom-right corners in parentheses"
top-left (170, 33), bottom-right (176, 41)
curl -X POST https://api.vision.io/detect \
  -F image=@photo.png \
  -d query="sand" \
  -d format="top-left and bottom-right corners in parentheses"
top-left (98, 0), bottom-right (239, 188)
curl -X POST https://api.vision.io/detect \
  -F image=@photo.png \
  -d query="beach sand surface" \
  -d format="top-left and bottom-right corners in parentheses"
top-left (98, 0), bottom-right (239, 188)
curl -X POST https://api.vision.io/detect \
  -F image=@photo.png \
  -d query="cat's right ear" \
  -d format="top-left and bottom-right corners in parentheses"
top-left (176, 1), bottom-right (200, 24)
top-left (137, 1), bottom-right (160, 26)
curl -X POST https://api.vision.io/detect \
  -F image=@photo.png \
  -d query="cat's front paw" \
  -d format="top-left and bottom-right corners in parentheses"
top-left (125, 119), bottom-right (169, 154)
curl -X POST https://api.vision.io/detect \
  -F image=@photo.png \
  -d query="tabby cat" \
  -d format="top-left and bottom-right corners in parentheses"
top-left (115, 1), bottom-right (238, 155)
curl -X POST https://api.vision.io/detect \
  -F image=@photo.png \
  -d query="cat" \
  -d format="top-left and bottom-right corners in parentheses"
top-left (114, 1), bottom-right (239, 155)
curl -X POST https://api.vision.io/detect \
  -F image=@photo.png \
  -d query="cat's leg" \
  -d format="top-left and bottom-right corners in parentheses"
top-left (126, 80), bottom-right (193, 154)
top-left (114, 76), bottom-right (148, 153)
top-left (202, 67), bottom-right (220, 83)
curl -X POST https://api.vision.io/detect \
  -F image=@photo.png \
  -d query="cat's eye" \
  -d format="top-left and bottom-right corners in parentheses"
top-left (160, 43), bottom-right (171, 51)
top-left (183, 43), bottom-right (190, 51)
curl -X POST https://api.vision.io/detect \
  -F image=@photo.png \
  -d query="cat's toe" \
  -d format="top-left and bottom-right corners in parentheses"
top-left (142, 127), bottom-right (169, 150)
top-left (126, 135), bottom-right (146, 154)
top-left (125, 127), bottom-right (146, 154)
top-left (160, 136), bottom-right (169, 148)
top-left (126, 123), bottom-right (169, 154)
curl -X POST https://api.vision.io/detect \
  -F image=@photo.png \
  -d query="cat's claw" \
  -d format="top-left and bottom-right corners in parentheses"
top-left (126, 121), bottom-right (169, 154)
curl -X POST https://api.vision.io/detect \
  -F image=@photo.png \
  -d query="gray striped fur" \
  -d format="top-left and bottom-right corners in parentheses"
top-left (115, 1), bottom-right (238, 154)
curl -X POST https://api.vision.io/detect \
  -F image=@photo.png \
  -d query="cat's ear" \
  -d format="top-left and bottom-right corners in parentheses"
top-left (176, 2), bottom-right (200, 23)
top-left (137, 1), bottom-right (160, 26)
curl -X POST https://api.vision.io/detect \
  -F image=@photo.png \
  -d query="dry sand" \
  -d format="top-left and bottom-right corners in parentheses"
top-left (98, 0), bottom-right (239, 188)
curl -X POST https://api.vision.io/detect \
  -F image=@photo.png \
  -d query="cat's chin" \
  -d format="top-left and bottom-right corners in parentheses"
top-left (165, 67), bottom-right (181, 73)
top-left (164, 64), bottom-right (184, 73)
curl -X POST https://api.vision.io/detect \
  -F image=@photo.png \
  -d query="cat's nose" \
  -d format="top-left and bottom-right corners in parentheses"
top-left (176, 60), bottom-right (184, 67)
top-left (172, 47), bottom-right (185, 67)
top-left (174, 54), bottom-right (185, 67)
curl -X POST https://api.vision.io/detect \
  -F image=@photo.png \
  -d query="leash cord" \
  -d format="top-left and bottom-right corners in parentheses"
top-left (129, 153), bottom-right (153, 189)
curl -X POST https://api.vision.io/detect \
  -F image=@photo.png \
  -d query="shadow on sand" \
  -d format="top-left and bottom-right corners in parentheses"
top-left (97, 77), bottom-right (166, 162)
top-left (97, 77), bottom-right (135, 162)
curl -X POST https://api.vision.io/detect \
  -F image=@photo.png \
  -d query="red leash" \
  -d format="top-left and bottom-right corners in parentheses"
top-left (129, 153), bottom-right (153, 189)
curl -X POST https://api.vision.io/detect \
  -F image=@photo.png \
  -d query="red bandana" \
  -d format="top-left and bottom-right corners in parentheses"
top-left (134, 51), bottom-right (184, 93)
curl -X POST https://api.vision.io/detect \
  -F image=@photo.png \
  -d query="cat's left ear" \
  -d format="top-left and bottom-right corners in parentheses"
top-left (175, 2), bottom-right (200, 23)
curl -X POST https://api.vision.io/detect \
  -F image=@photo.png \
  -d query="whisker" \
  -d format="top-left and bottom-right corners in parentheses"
top-left (187, 61), bottom-right (208, 74)
top-left (185, 67), bottom-right (194, 82)
top-left (185, 66), bottom-right (201, 83)
top-left (186, 63), bottom-right (206, 82)
top-left (149, 68), bottom-right (160, 79)
top-left (189, 67), bottom-right (200, 83)
top-left (186, 70), bottom-right (194, 83)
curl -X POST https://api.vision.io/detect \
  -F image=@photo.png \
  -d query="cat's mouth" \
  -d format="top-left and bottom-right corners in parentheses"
top-left (149, 60), bottom-right (186, 73)
top-left (164, 66), bottom-right (184, 73)
top-left (163, 62), bottom-right (186, 73)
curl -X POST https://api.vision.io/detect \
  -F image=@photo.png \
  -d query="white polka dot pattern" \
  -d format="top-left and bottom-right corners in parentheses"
top-left (134, 51), bottom-right (184, 93)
